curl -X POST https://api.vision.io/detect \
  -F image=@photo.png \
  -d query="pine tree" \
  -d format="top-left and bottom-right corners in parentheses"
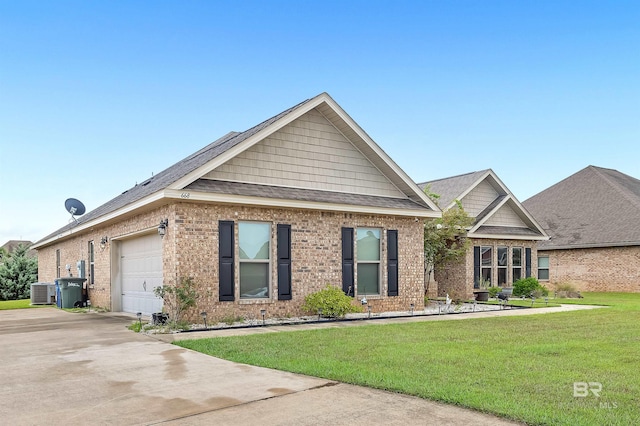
top-left (0, 244), bottom-right (38, 300)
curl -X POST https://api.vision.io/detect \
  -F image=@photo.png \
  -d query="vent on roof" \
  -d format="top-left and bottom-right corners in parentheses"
top-left (30, 283), bottom-right (56, 305)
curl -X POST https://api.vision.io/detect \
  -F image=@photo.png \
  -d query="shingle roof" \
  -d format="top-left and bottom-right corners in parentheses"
top-left (523, 165), bottom-right (640, 249)
top-left (417, 170), bottom-right (490, 208)
top-left (1, 240), bottom-right (33, 252)
top-left (185, 179), bottom-right (429, 210)
top-left (36, 93), bottom-right (436, 247)
top-left (474, 226), bottom-right (543, 237)
top-left (36, 99), bottom-right (312, 243)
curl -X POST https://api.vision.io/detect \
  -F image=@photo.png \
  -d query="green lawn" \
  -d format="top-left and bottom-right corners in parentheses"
top-left (176, 292), bottom-right (640, 425)
top-left (0, 299), bottom-right (38, 310)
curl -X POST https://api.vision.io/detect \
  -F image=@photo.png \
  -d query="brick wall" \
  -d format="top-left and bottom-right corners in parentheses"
top-left (174, 202), bottom-right (424, 321)
top-left (37, 205), bottom-right (175, 310)
top-left (540, 246), bottom-right (640, 292)
top-left (38, 201), bottom-right (425, 320)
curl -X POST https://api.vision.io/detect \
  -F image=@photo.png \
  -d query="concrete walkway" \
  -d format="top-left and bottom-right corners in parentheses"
top-left (0, 304), bottom-right (601, 425)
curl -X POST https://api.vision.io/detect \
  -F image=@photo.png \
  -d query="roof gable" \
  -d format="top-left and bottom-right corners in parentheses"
top-left (170, 93), bottom-right (438, 209)
top-left (418, 170), bottom-right (491, 209)
top-left (203, 107), bottom-right (405, 198)
top-left (419, 169), bottom-right (548, 241)
top-left (35, 93), bottom-right (438, 248)
top-left (523, 165), bottom-right (640, 249)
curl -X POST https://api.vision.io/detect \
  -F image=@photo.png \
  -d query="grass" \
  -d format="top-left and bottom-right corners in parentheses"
top-left (0, 299), bottom-right (45, 310)
top-left (176, 292), bottom-right (640, 425)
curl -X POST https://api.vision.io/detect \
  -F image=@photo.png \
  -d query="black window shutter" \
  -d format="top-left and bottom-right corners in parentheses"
top-left (525, 248), bottom-right (532, 278)
top-left (387, 230), bottom-right (399, 296)
top-left (473, 246), bottom-right (480, 289)
top-left (219, 220), bottom-right (235, 301)
top-left (341, 227), bottom-right (354, 296)
top-left (277, 224), bottom-right (292, 300)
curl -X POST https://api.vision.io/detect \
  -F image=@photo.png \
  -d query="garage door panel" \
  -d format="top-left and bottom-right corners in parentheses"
top-left (120, 234), bottom-right (163, 315)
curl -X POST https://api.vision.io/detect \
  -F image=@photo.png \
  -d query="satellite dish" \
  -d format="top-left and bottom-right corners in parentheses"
top-left (65, 198), bottom-right (86, 223)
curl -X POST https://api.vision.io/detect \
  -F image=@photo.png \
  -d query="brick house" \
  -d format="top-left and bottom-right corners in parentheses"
top-left (418, 169), bottom-right (548, 299)
top-left (33, 93), bottom-right (440, 320)
top-left (523, 165), bottom-right (640, 292)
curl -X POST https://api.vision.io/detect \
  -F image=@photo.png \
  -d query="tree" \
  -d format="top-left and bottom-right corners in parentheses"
top-left (423, 186), bottom-right (474, 296)
top-left (0, 244), bottom-right (38, 300)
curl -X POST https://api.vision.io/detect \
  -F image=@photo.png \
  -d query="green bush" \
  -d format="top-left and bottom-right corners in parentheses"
top-left (488, 286), bottom-right (502, 298)
top-left (513, 277), bottom-right (548, 298)
top-left (153, 277), bottom-right (199, 325)
top-left (302, 285), bottom-right (363, 318)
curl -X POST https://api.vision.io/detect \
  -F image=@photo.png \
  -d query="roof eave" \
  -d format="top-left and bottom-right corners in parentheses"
top-left (469, 232), bottom-right (549, 241)
top-left (539, 241), bottom-right (640, 251)
top-left (164, 189), bottom-right (440, 218)
top-left (32, 191), bottom-right (168, 250)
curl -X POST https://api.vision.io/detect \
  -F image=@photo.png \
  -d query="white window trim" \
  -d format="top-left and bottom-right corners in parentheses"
top-left (538, 255), bottom-right (550, 281)
top-left (356, 227), bottom-right (381, 297)
top-left (238, 221), bottom-right (272, 300)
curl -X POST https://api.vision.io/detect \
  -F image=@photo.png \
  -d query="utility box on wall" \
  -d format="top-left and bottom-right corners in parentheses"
top-left (77, 260), bottom-right (86, 278)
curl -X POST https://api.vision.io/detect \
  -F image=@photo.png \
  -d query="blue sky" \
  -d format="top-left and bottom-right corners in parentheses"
top-left (1, 0), bottom-right (638, 244)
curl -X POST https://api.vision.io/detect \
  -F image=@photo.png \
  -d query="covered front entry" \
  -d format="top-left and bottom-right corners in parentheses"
top-left (120, 233), bottom-right (163, 316)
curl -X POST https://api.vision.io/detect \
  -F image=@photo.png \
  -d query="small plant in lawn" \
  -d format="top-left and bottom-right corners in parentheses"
top-left (555, 282), bottom-right (583, 298)
top-left (302, 284), bottom-right (363, 318)
top-left (513, 277), bottom-right (548, 298)
top-left (128, 321), bottom-right (145, 333)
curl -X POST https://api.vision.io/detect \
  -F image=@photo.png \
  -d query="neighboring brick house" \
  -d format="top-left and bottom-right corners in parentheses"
top-left (33, 93), bottom-right (440, 320)
top-left (1, 240), bottom-right (35, 257)
top-left (418, 169), bottom-right (548, 299)
top-left (523, 165), bottom-right (640, 292)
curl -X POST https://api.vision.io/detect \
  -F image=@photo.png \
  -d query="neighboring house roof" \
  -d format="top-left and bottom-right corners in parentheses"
top-left (1, 240), bottom-right (33, 252)
top-left (1, 240), bottom-right (36, 258)
top-left (418, 169), bottom-right (548, 241)
top-left (523, 165), bottom-right (640, 250)
top-left (34, 93), bottom-right (439, 249)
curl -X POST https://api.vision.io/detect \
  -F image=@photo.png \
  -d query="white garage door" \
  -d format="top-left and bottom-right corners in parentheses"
top-left (121, 234), bottom-right (163, 316)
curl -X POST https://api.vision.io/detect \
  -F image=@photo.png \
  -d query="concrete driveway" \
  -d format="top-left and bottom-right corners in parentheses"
top-left (0, 307), bottom-right (521, 425)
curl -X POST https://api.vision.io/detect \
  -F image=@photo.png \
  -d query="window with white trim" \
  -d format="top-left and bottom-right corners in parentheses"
top-left (538, 256), bottom-right (549, 280)
top-left (56, 249), bottom-right (61, 278)
top-left (481, 246), bottom-right (492, 286)
top-left (357, 228), bottom-right (380, 296)
top-left (497, 246), bottom-right (508, 286)
top-left (88, 241), bottom-right (95, 285)
top-left (512, 247), bottom-right (522, 282)
top-left (239, 222), bottom-right (271, 299)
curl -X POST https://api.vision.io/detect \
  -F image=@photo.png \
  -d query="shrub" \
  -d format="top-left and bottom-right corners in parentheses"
top-left (153, 277), bottom-right (199, 325)
top-left (488, 286), bottom-right (502, 298)
top-left (555, 282), bottom-right (577, 293)
top-left (302, 285), bottom-right (363, 318)
top-left (513, 277), bottom-right (548, 298)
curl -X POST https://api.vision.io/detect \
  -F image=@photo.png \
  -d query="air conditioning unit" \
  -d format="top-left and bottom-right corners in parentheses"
top-left (31, 283), bottom-right (56, 305)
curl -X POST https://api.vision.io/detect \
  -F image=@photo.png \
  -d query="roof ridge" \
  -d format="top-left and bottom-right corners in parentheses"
top-left (590, 166), bottom-right (640, 211)
top-left (417, 169), bottom-right (489, 186)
